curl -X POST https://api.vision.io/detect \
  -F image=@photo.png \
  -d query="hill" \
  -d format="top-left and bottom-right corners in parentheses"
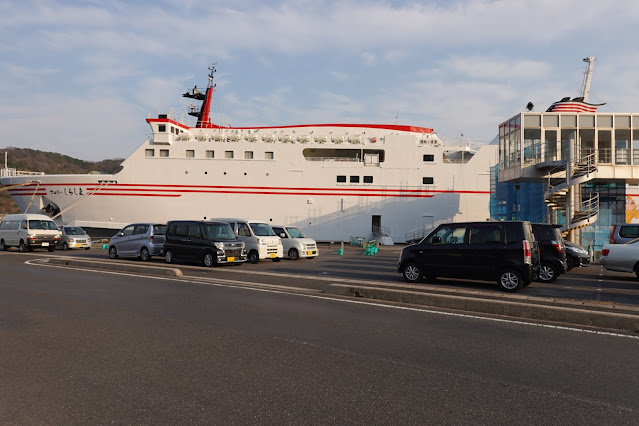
top-left (0, 147), bottom-right (123, 215)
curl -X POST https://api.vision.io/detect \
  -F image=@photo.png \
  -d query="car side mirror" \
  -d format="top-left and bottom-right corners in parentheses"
top-left (119, 232), bottom-right (125, 237)
top-left (431, 236), bottom-right (442, 244)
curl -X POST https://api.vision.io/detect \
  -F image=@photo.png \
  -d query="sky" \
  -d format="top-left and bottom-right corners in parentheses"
top-left (2, 0), bottom-right (639, 161)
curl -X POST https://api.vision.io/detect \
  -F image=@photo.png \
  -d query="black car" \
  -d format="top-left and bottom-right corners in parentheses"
top-left (531, 223), bottom-right (568, 283)
top-left (564, 240), bottom-right (590, 270)
top-left (163, 220), bottom-right (247, 267)
top-left (398, 221), bottom-right (540, 292)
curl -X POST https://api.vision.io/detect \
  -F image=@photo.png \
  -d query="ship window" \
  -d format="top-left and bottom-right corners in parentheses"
top-left (423, 154), bottom-right (434, 162)
top-left (337, 175), bottom-right (346, 183)
top-left (158, 124), bottom-right (166, 132)
top-left (186, 150), bottom-right (195, 158)
top-left (160, 149), bottom-right (169, 157)
top-left (363, 176), bottom-right (373, 183)
top-left (145, 149), bottom-right (154, 157)
top-left (423, 177), bottom-right (434, 184)
top-left (225, 151), bottom-right (234, 159)
top-left (265, 152), bottom-right (274, 160)
top-left (245, 151), bottom-right (254, 159)
top-left (350, 176), bottom-right (360, 183)
top-left (205, 150), bottom-right (214, 158)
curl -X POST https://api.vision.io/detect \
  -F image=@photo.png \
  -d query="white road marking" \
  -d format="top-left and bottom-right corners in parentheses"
top-left (24, 258), bottom-right (639, 340)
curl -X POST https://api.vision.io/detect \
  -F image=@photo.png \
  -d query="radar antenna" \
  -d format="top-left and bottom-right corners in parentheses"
top-left (580, 56), bottom-right (596, 103)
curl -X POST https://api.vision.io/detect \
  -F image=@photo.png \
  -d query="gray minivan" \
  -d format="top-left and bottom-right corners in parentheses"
top-left (108, 223), bottom-right (166, 261)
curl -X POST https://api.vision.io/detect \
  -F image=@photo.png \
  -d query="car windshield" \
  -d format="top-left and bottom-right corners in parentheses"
top-left (64, 226), bottom-right (84, 235)
top-left (28, 220), bottom-right (58, 230)
top-left (286, 227), bottom-right (306, 238)
top-left (250, 223), bottom-right (276, 236)
top-left (204, 223), bottom-right (236, 240)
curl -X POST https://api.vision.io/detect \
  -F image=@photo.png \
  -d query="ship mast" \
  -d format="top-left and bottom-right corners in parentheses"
top-left (183, 62), bottom-right (216, 128)
top-left (580, 56), bottom-right (596, 102)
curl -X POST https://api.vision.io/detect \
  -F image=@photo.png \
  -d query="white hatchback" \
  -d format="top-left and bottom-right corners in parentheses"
top-left (271, 225), bottom-right (319, 260)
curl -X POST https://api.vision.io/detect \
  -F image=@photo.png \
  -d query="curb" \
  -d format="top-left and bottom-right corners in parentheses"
top-left (325, 284), bottom-right (639, 332)
top-left (47, 257), bottom-right (183, 277)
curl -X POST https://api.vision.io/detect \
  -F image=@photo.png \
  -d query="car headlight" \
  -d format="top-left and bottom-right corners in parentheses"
top-left (258, 238), bottom-right (266, 245)
top-left (301, 243), bottom-right (307, 250)
top-left (214, 242), bottom-right (224, 250)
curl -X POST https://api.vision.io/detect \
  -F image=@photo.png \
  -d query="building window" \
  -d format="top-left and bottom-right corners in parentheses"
top-left (265, 152), bottom-right (274, 160)
top-left (423, 177), bottom-right (434, 185)
top-left (145, 149), bottom-right (154, 157)
top-left (244, 151), bottom-right (254, 159)
top-left (350, 176), bottom-right (360, 183)
top-left (158, 124), bottom-right (166, 132)
top-left (423, 154), bottom-right (434, 162)
top-left (186, 150), bottom-right (195, 158)
top-left (225, 151), bottom-right (234, 159)
top-left (205, 150), bottom-right (214, 158)
top-left (337, 175), bottom-right (346, 183)
top-left (160, 149), bottom-right (169, 157)
top-left (363, 176), bottom-right (373, 183)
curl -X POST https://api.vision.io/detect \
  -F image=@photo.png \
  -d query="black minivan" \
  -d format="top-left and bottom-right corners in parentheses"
top-left (164, 220), bottom-right (247, 267)
top-left (398, 221), bottom-right (540, 292)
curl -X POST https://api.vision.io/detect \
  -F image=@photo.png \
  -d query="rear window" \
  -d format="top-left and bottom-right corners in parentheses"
top-left (153, 225), bottom-right (167, 235)
top-left (619, 225), bottom-right (639, 239)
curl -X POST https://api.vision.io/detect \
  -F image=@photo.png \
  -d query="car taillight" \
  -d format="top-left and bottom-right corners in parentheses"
top-left (551, 240), bottom-right (563, 252)
top-left (609, 225), bottom-right (617, 244)
top-left (150, 235), bottom-right (154, 240)
top-left (601, 249), bottom-right (609, 256)
top-left (523, 240), bottom-right (532, 264)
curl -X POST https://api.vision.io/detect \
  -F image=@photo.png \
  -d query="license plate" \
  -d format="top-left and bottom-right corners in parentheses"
top-left (75, 244), bottom-right (81, 247)
top-left (269, 253), bottom-right (276, 258)
top-left (42, 242), bottom-right (49, 247)
top-left (307, 251), bottom-right (314, 255)
top-left (227, 256), bottom-right (235, 262)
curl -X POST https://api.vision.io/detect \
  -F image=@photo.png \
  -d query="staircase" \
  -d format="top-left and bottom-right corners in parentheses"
top-left (543, 152), bottom-right (599, 233)
top-left (372, 225), bottom-right (394, 245)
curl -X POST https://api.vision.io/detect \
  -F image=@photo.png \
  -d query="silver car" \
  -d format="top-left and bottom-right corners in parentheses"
top-left (271, 225), bottom-right (319, 260)
top-left (600, 238), bottom-right (639, 279)
top-left (60, 226), bottom-right (92, 250)
top-left (108, 223), bottom-right (166, 261)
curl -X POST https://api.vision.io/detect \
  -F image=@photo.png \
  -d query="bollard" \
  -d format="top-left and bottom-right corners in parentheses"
top-left (338, 241), bottom-right (344, 255)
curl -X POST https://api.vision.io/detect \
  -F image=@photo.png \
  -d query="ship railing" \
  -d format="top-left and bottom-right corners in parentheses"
top-left (305, 157), bottom-right (359, 162)
top-left (1, 168), bottom-right (45, 178)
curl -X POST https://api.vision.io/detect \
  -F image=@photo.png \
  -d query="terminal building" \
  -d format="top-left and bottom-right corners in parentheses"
top-left (492, 57), bottom-right (639, 255)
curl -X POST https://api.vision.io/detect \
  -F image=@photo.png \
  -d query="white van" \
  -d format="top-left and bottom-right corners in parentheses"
top-left (212, 218), bottom-right (283, 264)
top-left (0, 213), bottom-right (62, 252)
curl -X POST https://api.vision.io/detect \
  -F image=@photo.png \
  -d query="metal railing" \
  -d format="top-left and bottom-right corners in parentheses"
top-left (1, 168), bottom-right (45, 178)
top-left (372, 225), bottom-right (391, 238)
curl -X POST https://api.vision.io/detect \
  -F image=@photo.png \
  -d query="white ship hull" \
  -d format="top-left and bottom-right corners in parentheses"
top-left (1, 66), bottom-right (498, 243)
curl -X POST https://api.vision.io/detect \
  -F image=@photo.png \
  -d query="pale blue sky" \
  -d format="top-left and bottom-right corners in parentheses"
top-left (2, 0), bottom-right (639, 160)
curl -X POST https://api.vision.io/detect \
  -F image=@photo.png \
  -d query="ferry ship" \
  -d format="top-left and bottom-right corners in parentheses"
top-left (1, 64), bottom-right (498, 243)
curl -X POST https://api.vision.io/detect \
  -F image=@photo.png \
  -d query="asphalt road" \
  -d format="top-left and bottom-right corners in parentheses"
top-left (1, 251), bottom-right (638, 424)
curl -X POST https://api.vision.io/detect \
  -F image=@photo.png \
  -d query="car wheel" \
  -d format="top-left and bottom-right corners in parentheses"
top-left (108, 246), bottom-right (118, 259)
top-left (140, 247), bottom-right (151, 261)
top-left (203, 252), bottom-right (216, 267)
top-left (62, 242), bottom-right (69, 251)
top-left (165, 249), bottom-right (174, 264)
top-left (402, 263), bottom-right (423, 283)
top-left (248, 250), bottom-right (259, 264)
top-left (0, 239), bottom-right (6, 251)
top-left (19, 240), bottom-right (27, 253)
top-left (288, 248), bottom-right (299, 260)
top-left (566, 257), bottom-right (574, 271)
top-left (497, 269), bottom-right (523, 292)
top-left (537, 263), bottom-right (558, 283)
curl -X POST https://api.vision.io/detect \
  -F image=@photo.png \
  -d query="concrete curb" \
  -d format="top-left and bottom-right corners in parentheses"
top-left (325, 284), bottom-right (639, 332)
top-left (47, 257), bottom-right (183, 277)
